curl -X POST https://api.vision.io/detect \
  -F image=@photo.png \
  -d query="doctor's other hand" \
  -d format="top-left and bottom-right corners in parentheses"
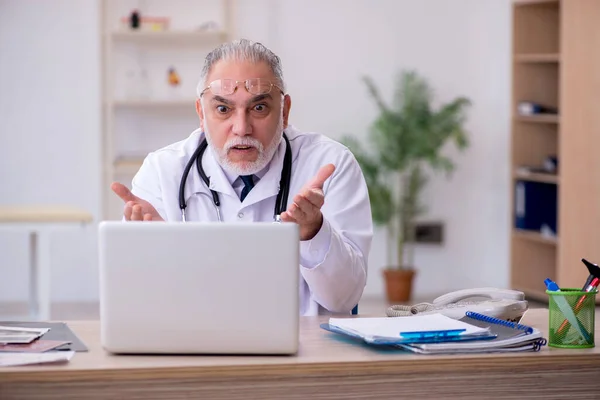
top-left (111, 182), bottom-right (164, 222)
top-left (280, 164), bottom-right (335, 241)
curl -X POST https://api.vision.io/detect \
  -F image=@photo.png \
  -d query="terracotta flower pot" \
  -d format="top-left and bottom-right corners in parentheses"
top-left (383, 268), bottom-right (416, 303)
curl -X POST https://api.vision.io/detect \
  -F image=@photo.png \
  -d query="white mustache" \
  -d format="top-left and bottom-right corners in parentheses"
top-left (225, 137), bottom-right (264, 151)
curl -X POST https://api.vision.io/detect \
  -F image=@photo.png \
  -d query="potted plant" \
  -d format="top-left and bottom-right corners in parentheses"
top-left (343, 70), bottom-right (471, 303)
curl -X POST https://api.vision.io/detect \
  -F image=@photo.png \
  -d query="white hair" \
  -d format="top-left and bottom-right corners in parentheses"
top-left (196, 39), bottom-right (286, 97)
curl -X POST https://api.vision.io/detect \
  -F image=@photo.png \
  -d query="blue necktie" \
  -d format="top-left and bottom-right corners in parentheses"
top-left (240, 175), bottom-right (255, 201)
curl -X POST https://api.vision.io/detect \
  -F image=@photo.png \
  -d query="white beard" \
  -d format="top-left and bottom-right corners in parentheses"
top-left (204, 113), bottom-right (284, 176)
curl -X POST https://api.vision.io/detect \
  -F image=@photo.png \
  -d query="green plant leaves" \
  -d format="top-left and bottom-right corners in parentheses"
top-left (341, 70), bottom-right (471, 266)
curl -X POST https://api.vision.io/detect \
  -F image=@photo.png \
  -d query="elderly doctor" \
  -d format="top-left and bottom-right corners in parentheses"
top-left (111, 39), bottom-right (373, 316)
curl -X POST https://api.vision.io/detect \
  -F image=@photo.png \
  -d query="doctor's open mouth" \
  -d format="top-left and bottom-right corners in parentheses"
top-left (229, 145), bottom-right (257, 154)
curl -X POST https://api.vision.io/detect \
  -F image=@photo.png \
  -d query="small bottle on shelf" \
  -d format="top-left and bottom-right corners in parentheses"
top-left (130, 10), bottom-right (141, 30)
top-left (167, 66), bottom-right (182, 99)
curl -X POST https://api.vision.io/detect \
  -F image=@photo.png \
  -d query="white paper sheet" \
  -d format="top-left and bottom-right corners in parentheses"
top-left (0, 351), bottom-right (75, 367)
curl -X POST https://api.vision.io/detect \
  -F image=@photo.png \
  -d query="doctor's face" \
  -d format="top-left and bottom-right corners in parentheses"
top-left (196, 60), bottom-right (291, 175)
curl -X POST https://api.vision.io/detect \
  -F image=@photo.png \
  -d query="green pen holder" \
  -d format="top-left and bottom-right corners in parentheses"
top-left (547, 288), bottom-right (597, 348)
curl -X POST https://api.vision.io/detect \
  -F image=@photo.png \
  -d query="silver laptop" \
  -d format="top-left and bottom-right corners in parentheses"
top-left (98, 221), bottom-right (300, 355)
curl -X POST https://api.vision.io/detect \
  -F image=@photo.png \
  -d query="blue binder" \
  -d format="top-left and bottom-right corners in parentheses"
top-left (514, 180), bottom-right (557, 233)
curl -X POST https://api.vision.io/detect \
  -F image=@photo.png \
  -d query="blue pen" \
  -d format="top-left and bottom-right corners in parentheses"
top-left (544, 278), bottom-right (592, 343)
top-left (400, 329), bottom-right (466, 339)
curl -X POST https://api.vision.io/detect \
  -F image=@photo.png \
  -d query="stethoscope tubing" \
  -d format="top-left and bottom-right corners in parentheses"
top-left (178, 133), bottom-right (291, 222)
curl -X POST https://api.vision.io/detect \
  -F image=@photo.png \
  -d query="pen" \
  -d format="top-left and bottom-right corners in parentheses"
top-left (556, 276), bottom-right (599, 335)
top-left (544, 279), bottom-right (592, 343)
top-left (399, 329), bottom-right (466, 339)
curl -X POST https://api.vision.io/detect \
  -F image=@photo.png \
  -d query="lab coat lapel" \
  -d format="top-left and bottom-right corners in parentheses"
top-left (202, 146), bottom-right (238, 199)
top-left (182, 130), bottom-right (236, 202)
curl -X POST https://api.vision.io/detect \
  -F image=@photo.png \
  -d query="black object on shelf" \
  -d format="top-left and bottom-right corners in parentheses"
top-left (517, 101), bottom-right (558, 116)
top-left (130, 10), bottom-right (140, 29)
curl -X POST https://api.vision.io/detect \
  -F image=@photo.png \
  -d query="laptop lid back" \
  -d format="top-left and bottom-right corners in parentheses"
top-left (98, 221), bottom-right (299, 354)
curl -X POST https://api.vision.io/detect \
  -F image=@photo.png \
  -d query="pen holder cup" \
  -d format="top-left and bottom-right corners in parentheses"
top-left (547, 288), bottom-right (597, 349)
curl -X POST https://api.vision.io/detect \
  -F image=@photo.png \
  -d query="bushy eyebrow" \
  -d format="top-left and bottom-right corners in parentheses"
top-left (210, 95), bottom-right (233, 105)
top-left (210, 93), bottom-right (274, 107)
top-left (249, 94), bottom-right (273, 104)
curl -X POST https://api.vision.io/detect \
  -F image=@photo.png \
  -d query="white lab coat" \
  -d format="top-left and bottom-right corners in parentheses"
top-left (130, 125), bottom-right (373, 316)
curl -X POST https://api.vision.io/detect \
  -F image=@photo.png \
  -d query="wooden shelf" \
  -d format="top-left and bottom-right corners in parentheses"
top-left (511, 0), bottom-right (600, 298)
top-left (514, 114), bottom-right (559, 124)
top-left (112, 99), bottom-right (196, 108)
top-left (514, 0), bottom-right (559, 6)
top-left (513, 229), bottom-right (558, 245)
top-left (513, 170), bottom-right (559, 184)
top-left (514, 53), bottom-right (560, 63)
top-left (113, 158), bottom-right (144, 175)
top-left (110, 30), bottom-right (227, 43)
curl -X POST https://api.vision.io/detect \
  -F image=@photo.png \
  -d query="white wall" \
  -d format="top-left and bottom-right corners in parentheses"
top-left (0, 0), bottom-right (102, 302)
top-left (267, 0), bottom-right (512, 297)
top-left (0, 0), bottom-right (511, 304)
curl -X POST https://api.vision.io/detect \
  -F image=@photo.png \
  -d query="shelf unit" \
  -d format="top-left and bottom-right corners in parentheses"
top-left (112, 99), bottom-right (197, 108)
top-left (513, 114), bottom-right (560, 124)
top-left (513, 170), bottom-right (559, 184)
top-left (514, 53), bottom-right (560, 63)
top-left (110, 30), bottom-right (228, 43)
top-left (510, 0), bottom-right (600, 300)
top-left (513, 228), bottom-right (557, 246)
top-left (100, 0), bottom-right (235, 220)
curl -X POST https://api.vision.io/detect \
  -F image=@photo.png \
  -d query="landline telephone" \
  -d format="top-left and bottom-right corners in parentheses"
top-left (386, 288), bottom-right (528, 322)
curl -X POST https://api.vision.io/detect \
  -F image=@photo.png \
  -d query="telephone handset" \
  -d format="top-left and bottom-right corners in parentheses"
top-left (386, 288), bottom-right (528, 321)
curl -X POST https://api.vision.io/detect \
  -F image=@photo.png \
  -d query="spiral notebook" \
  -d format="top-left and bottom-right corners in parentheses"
top-left (399, 311), bottom-right (547, 354)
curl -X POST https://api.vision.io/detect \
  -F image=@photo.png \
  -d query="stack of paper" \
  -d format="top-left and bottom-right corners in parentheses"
top-left (0, 326), bottom-right (49, 344)
top-left (0, 351), bottom-right (75, 367)
top-left (0, 325), bottom-right (75, 367)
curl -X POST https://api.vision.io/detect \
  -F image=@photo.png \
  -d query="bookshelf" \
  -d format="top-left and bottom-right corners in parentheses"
top-left (110, 30), bottom-right (228, 43)
top-left (510, 0), bottom-right (600, 300)
top-left (100, 0), bottom-right (235, 220)
top-left (514, 53), bottom-right (560, 63)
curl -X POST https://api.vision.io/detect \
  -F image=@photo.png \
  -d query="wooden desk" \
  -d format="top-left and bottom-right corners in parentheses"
top-left (0, 206), bottom-right (93, 321)
top-left (1, 309), bottom-right (599, 399)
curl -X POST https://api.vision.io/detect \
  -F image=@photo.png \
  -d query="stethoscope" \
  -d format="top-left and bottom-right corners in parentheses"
top-left (178, 132), bottom-right (292, 223)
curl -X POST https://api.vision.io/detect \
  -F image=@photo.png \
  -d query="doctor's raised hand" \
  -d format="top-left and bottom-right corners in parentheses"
top-left (111, 182), bottom-right (164, 221)
top-left (280, 163), bottom-right (335, 241)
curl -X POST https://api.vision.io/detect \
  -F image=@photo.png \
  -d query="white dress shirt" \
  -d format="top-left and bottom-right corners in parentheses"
top-left (130, 125), bottom-right (373, 315)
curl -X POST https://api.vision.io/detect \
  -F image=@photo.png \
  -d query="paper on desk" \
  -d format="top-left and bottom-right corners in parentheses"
top-left (0, 326), bottom-right (50, 344)
top-left (0, 351), bottom-right (75, 367)
top-left (329, 314), bottom-right (490, 342)
top-left (0, 340), bottom-right (71, 353)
